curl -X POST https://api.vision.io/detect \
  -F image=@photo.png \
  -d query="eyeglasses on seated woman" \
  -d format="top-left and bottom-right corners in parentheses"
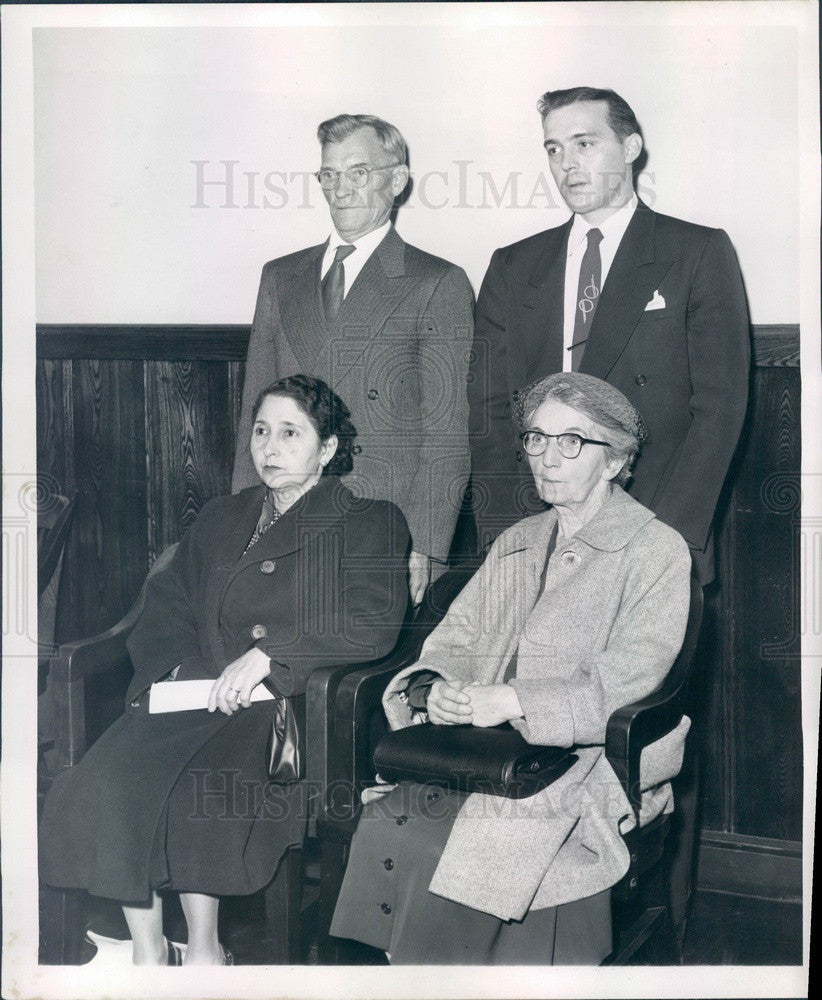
top-left (330, 371), bottom-right (693, 966)
top-left (39, 374), bottom-right (410, 965)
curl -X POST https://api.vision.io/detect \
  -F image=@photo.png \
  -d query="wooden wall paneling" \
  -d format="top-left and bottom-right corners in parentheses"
top-left (726, 366), bottom-right (802, 840)
top-left (143, 361), bottom-right (237, 563)
top-left (67, 359), bottom-right (149, 638)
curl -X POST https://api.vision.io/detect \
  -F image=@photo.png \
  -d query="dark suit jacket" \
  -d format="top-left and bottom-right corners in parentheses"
top-left (468, 202), bottom-right (750, 583)
top-left (233, 227), bottom-right (474, 562)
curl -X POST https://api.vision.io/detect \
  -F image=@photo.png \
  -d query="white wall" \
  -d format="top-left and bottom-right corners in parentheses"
top-left (33, 13), bottom-right (800, 324)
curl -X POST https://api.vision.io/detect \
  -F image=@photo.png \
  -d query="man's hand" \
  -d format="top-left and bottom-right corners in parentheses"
top-left (408, 550), bottom-right (432, 606)
top-left (427, 678), bottom-right (472, 726)
top-left (208, 647), bottom-right (272, 715)
top-left (464, 682), bottom-right (524, 728)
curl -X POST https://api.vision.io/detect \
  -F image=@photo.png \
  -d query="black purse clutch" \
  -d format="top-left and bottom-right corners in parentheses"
top-left (262, 677), bottom-right (302, 783)
top-left (373, 723), bottom-right (577, 799)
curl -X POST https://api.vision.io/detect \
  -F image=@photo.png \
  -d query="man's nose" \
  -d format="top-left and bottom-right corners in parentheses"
top-left (560, 146), bottom-right (579, 172)
top-left (334, 171), bottom-right (355, 196)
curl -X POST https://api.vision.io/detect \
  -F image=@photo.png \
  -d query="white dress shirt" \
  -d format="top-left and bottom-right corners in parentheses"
top-left (562, 194), bottom-right (638, 370)
top-left (320, 220), bottom-right (392, 298)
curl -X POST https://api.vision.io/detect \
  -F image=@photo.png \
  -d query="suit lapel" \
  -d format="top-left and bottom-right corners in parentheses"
top-left (517, 219), bottom-right (572, 379)
top-left (204, 485), bottom-right (267, 624)
top-left (279, 243), bottom-right (328, 372)
top-left (580, 204), bottom-right (673, 379)
top-left (323, 228), bottom-right (415, 383)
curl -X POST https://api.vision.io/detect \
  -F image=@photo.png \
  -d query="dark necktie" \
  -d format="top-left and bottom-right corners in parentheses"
top-left (569, 228), bottom-right (604, 371)
top-left (321, 243), bottom-right (356, 323)
top-left (244, 490), bottom-right (280, 554)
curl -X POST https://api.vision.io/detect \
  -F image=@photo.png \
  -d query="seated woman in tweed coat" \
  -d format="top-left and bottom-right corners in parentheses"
top-left (330, 371), bottom-right (692, 964)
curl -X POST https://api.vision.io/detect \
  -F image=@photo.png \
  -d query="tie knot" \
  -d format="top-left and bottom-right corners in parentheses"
top-left (334, 243), bottom-right (356, 263)
top-left (586, 228), bottom-right (603, 247)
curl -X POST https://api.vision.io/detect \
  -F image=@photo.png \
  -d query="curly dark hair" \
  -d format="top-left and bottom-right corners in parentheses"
top-left (251, 375), bottom-right (358, 477)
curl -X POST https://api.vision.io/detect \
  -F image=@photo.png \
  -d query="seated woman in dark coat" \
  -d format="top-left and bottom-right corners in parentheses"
top-left (40, 374), bottom-right (409, 965)
top-left (330, 372), bottom-right (692, 965)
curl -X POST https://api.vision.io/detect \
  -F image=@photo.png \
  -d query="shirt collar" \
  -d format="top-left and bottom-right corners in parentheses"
top-left (328, 219), bottom-right (391, 258)
top-left (568, 192), bottom-right (638, 253)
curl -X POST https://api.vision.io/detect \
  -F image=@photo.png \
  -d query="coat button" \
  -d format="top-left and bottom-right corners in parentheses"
top-left (260, 559), bottom-right (277, 574)
top-left (560, 550), bottom-right (580, 568)
top-left (426, 790), bottom-right (440, 802)
top-left (352, 444), bottom-right (362, 455)
top-left (251, 624), bottom-right (268, 640)
top-left (396, 815), bottom-right (408, 825)
top-left (367, 389), bottom-right (379, 400)
top-left (635, 374), bottom-right (647, 386)
top-left (130, 700), bottom-right (141, 709)
top-left (380, 903), bottom-right (392, 914)
top-left (383, 858), bottom-right (394, 870)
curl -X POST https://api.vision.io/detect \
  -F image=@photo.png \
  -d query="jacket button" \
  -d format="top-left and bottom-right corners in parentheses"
top-left (635, 374), bottom-right (647, 386)
top-left (251, 624), bottom-right (268, 640)
top-left (383, 858), bottom-right (394, 870)
top-left (130, 700), bottom-right (141, 709)
top-left (367, 388), bottom-right (379, 400)
top-left (380, 903), bottom-right (392, 914)
top-left (396, 815), bottom-right (408, 825)
top-left (260, 560), bottom-right (277, 574)
top-left (560, 550), bottom-right (580, 567)
top-left (352, 444), bottom-right (362, 455)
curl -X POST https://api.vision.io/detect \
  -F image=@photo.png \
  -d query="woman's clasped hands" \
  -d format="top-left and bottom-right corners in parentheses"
top-left (208, 647), bottom-right (272, 715)
top-left (426, 678), bottom-right (523, 728)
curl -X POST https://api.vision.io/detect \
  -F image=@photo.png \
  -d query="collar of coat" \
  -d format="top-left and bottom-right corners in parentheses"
top-left (231, 475), bottom-right (356, 562)
top-left (495, 485), bottom-right (657, 558)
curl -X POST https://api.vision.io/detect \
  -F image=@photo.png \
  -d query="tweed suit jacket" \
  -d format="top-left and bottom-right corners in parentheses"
top-left (382, 487), bottom-right (692, 921)
top-left (232, 227), bottom-right (474, 562)
top-left (468, 202), bottom-right (750, 583)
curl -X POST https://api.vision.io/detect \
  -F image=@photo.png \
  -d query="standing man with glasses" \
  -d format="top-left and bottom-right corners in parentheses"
top-left (468, 87), bottom-right (750, 587)
top-left (233, 114), bottom-right (474, 603)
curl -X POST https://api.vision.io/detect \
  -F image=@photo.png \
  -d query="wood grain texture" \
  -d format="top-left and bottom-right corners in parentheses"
top-left (67, 360), bottom-right (149, 636)
top-left (144, 361), bottom-right (235, 562)
top-left (724, 367), bottom-right (802, 840)
top-left (34, 323), bottom-right (800, 367)
top-left (35, 323), bottom-right (803, 846)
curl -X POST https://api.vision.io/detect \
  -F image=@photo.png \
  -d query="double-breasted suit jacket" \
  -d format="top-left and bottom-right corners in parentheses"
top-left (468, 202), bottom-right (750, 583)
top-left (39, 477), bottom-right (409, 902)
top-left (233, 227), bottom-right (475, 562)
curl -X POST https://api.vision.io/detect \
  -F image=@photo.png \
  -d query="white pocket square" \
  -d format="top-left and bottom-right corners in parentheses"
top-left (644, 290), bottom-right (666, 311)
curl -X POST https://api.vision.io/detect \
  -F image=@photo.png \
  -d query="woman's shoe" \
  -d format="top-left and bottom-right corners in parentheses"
top-left (166, 938), bottom-right (183, 966)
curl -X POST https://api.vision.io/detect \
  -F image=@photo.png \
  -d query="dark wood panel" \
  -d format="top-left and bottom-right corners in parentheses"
top-left (726, 367), bottom-right (802, 840)
top-left (696, 831), bottom-right (802, 902)
top-left (65, 360), bottom-right (149, 636)
top-left (37, 325), bottom-right (250, 361)
top-left (36, 323), bottom-right (799, 367)
top-left (144, 361), bottom-right (236, 563)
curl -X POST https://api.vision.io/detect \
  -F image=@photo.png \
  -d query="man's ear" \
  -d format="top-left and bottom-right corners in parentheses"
top-left (391, 163), bottom-right (410, 196)
top-left (623, 132), bottom-right (643, 166)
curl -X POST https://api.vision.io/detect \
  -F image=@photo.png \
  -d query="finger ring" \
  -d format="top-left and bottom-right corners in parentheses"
top-left (229, 687), bottom-right (241, 694)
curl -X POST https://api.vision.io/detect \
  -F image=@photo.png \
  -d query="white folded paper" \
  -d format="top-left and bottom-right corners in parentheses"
top-left (148, 679), bottom-right (276, 713)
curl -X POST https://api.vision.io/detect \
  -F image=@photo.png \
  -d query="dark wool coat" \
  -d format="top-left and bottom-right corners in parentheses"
top-left (39, 478), bottom-right (409, 902)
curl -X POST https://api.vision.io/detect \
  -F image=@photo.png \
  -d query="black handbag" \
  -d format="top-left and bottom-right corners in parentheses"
top-left (373, 723), bottom-right (577, 799)
top-left (263, 679), bottom-right (302, 783)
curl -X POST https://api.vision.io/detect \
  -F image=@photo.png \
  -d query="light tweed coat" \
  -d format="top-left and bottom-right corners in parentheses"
top-left (382, 487), bottom-right (692, 921)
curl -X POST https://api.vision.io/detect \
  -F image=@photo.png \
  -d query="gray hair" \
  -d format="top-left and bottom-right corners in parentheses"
top-left (515, 372), bottom-right (646, 488)
top-left (317, 114), bottom-right (408, 165)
